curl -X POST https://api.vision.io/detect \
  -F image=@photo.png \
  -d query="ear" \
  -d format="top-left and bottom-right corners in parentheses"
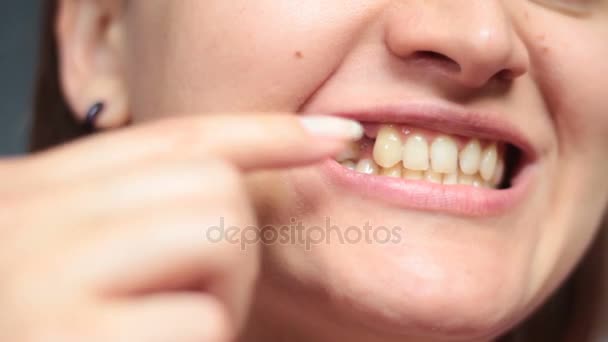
top-left (56, 0), bottom-right (130, 129)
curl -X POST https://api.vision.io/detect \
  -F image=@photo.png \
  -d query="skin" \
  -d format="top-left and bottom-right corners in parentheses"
top-left (2, 0), bottom-right (608, 341)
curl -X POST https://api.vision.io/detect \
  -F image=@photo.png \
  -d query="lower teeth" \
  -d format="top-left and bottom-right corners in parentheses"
top-left (341, 159), bottom-right (500, 189)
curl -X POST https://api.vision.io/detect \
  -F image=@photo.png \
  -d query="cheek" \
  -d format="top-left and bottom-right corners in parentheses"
top-left (524, 16), bottom-right (608, 295)
top-left (125, 0), bottom-right (385, 120)
top-left (534, 18), bottom-right (608, 160)
top-left (546, 24), bottom-right (608, 196)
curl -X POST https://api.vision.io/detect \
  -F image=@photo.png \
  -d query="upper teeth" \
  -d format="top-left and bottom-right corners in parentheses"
top-left (373, 125), bottom-right (404, 168)
top-left (480, 143), bottom-right (498, 181)
top-left (459, 139), bottom-right (482, 175)
top-left (430, 135), bottom-right (459, 174)
top-left (338, 124), bottom-right (506, 188)
top-left (403, 134), bottom-right (429, 171)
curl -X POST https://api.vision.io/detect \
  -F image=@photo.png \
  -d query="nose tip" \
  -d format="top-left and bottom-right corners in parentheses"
top-left (384, 3), bottom-right (529, 89)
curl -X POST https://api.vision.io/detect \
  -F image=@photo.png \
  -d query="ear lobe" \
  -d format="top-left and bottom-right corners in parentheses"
top-left (56, 0), bottom-right (130, 129)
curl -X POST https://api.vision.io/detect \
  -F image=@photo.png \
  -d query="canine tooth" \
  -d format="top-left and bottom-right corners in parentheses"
top-left (480, 144), bottom-right (498, 181)
top-left (492, 157), bottom-right (505, 186)
top-left (340, 160), bottom-right (356, 170)
top-left (424, 170), bottom-right (443, 184)
top-left (381, 165), bottom-right (402, 178)
top-left (403, 134), bottom-right (430, 171)
top-left (431, 135), bottom-right (458, 174)
top-left (336, 142), bottom-right (360, 162)
top-left (356, 159), bottom-right (379, 175)
top-left (373, 125), bottom-right (403, 168)
top-left (459, 139), bottom-right (482, 175)
top-left (443, 173), bottom-right (459, 185)
top-left (403, 169), bottom-right (424, 180)
top-left (459, 174), bottom-right (474, 185)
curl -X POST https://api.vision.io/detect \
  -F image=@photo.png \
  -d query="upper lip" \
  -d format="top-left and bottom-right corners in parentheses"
top-left (318, 101), bottom-right (538, 160)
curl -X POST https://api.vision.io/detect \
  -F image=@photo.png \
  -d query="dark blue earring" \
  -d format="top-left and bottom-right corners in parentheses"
top-left (84, 102), bottom-right (105, 132)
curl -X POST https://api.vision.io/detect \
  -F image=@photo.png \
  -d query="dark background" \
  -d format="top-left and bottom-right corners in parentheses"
top-left (0, 0), bottom-right (42, 156)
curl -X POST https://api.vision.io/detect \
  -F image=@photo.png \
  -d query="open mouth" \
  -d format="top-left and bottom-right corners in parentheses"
top-left (335, 124), bottom-right (522, 190)
top-left (315, 104), bottom-right (537, 216)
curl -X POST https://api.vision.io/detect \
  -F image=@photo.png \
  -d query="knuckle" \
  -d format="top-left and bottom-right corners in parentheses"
top-left (173, 161), bottom-right (250, 212)
top-left (203, 160), bottom-right (249, 198)
top-left (204, 159), bottom-right (240, 181)
top-left (131, 159), bottom-right (245, 204)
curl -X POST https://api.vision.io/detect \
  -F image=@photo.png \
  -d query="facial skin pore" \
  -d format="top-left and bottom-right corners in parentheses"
top-left (60, 0), bottom-right (608, 340)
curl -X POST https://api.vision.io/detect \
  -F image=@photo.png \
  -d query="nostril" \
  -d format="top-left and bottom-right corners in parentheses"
top-left (412, 50), bottom-right (461, 73)
top-left (415, 50), bottom-right (447, 60)
top-left (496, 69), bottom-right (516, 81)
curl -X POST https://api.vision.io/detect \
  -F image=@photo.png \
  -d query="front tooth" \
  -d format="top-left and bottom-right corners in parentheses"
top-left (381, 165), bottom-right (402, 178)
top-left (431, 135), bottom-right (458, 174)
top-left (443, 173), bottom-right (459, 185)
top-left (403, 169), bottom-right (424, 180)
top-left (480, 144), bottom-right (498, 181)
top-left (336, 142), bottom-right (360, 162)
top-left (340, 160), bottom-right (356, 170)
top-left (373, 125), bottom-right (403, 168)
top-left (424, 170), bottom-right (443, 184)
top-left (459, 139), bottom-right (482, 175)
top-left (402, 134), bottom-right (430, 171)
top-left (356, 159), bottom-right (380, 175)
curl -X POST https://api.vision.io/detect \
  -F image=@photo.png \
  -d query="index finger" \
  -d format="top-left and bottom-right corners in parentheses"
top-left (26, 113), bottom-right (363, 175)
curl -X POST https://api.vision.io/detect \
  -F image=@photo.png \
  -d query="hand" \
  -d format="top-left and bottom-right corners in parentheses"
top-left (0, 114), bottom-right (361, 341)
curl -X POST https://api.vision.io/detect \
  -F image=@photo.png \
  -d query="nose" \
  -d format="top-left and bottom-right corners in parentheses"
top-left (384, 1), bottom-right (529, 88)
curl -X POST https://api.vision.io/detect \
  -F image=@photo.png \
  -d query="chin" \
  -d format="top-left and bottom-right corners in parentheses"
top-left (315, 231), bottom-right (531, 341)
top-left (254, 102), bottom-right (563, 341)
top-left (261, 158), bottom-right (549, 341)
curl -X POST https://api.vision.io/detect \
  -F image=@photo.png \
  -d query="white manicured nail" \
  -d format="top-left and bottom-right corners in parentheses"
top-left (299, 116), bottom-right (364, 140)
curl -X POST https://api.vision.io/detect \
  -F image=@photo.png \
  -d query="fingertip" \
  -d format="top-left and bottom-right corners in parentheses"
top-left (298, 116), bottom-right (364, 141)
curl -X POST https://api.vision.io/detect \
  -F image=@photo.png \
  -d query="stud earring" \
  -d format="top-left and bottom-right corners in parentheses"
top-left (83, 102), bottom-right (105, 133)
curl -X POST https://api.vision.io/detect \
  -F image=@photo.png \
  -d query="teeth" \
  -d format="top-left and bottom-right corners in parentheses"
top-left (424, 170), bottom-right (443, 184)
top-left (340, 160), bottom-right (356, 170)
top-left (336, 142), bottom-right (361, 162)
top-left (373, 125), bottom-right (404, 168)
top-left (381, 165), bottom-right (403, 178)
top-left (443, 173), bottom-right (459, 185)
top-left (472, 175), bottom-right (485, 188)
top-left (492, 158), bottom-right (505, 186)
top-left (459, 139), bottom-right (482, 175)
top-left (480, 144), bottom-right (498, 181)
top-left (356, 159), bottom-right (380, 175)
top-left (336, 126), bottom-right (508, 189)
top-left (403, 134), bottom-right (430, 171)
top-left (459, 174), bottom-right (474, 186)
top-left (403, 169), bottom-right (424, 180)
top-left (431, 135), bottom-right (458, 174)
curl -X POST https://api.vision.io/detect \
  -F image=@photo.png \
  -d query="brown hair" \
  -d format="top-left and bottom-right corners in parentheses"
top-left (30, 1), bottom-right (605, 340)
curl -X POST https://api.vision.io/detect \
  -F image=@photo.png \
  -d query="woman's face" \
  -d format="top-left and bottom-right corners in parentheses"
top-left (66, 0), bottom-right (608, 340)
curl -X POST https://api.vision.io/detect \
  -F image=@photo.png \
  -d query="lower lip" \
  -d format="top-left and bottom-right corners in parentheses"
top-left (320, 160), bottom-right (535, 216)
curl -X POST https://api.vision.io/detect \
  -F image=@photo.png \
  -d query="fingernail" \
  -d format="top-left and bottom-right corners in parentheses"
top-left (299, 116), bottom-right (364, 140)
